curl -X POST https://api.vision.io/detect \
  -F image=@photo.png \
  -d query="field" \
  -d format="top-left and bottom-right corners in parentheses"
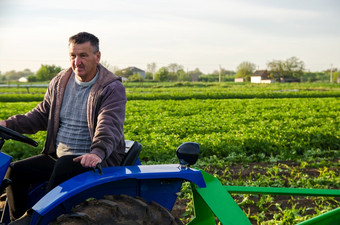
top-left (0, 82), bottom-right (339, 224)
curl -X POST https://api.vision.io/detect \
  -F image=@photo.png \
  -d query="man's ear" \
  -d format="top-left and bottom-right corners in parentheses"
top-left (96, 51), bottom-right (101, 64)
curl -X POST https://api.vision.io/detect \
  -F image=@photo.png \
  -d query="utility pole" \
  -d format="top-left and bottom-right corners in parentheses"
top-left (330, 64), bottom-right (333, 83)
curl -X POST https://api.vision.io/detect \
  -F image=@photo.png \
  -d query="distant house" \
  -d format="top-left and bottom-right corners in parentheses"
top-left (234, 78), bottom-right (245, 83)
top-left (251, 70), bottom-right (275, 83)
top-left (128, 67), bottom-right (146, 79)
top-left (18, 77), bottom-right (28, 82)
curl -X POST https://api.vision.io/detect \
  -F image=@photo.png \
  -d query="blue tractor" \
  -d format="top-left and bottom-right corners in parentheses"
top-left (1, 125), bottom-right (340, 225)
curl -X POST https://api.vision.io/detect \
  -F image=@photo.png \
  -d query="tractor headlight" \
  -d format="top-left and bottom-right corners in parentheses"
top-left (176, 142), bottom-right (200, 168)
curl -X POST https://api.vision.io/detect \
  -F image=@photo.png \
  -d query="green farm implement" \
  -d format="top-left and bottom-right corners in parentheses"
top-left (190, 170), bottom-right (340, 224)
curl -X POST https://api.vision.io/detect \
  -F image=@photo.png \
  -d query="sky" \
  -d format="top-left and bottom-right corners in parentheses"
top-left (0, 0), bottom-right (339, 74)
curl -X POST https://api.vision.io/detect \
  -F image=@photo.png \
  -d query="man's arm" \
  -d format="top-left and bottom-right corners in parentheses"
top-left (4, 85), bottom-right (52, 134)
top-left (90, 81), bottom-right (127, 164)
top-left (0, 121), bottom-right (6, 127)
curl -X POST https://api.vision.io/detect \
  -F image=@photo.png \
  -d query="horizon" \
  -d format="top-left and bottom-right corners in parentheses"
top-left (0, 0), bottom-right (339, 74)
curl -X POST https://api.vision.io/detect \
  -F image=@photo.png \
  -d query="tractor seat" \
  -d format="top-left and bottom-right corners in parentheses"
top-left (120, 140), bottom-right (142, 166)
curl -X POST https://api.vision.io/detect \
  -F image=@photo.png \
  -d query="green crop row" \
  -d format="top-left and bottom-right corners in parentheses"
top-left (2, 97), bottom-right (338, 163)
top-left (127, 89), bottom-right (340, 100)
top-left (0, 94), bottom-right (45, 102)
top-left (2, 91), bottom-right (340, 102)
top-left (124, 98), bottom-right (339, 163)
top-left (0, 90), bottom-right (339, 102)
top-left (0, 87), bottom-right (47, 94)
top-left (1, 82), bottom-right (340, 102)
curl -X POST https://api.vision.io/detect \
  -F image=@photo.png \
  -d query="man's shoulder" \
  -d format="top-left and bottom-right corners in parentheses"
top-left (49, 68), bottom-right (72, 85)
top-left (98, 64), bottom-right (122, 86)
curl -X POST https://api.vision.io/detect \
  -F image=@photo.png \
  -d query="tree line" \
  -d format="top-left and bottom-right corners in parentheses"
top-left (0, 57), bottom-right (338, 83)
top-left (115, 57), bottom-right (338, 83)
top-left (0, 65), bottom-right (62, 83)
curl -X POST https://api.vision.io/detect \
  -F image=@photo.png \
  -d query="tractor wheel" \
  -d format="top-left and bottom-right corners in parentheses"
top-left (51, 195), bottom-right (183, 225)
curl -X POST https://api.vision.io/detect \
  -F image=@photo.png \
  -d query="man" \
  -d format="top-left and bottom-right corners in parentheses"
top-left (0, 32), bottom-right (126, 224)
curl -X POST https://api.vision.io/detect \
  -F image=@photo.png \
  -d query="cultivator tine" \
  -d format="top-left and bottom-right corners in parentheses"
top-left (296, 207), bottom-right (340, 225)
top-left (223, 185), bottom-right (340, 225)
top-left (189, 170), bottom-right (251, 225)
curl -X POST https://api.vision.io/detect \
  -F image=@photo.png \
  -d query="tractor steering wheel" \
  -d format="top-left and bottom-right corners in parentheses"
top-left (0, 125), bottom-right (38, 147)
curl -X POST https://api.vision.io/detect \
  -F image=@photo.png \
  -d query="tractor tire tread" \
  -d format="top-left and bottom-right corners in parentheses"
top-left (51, 195), bottom-right (183, 225)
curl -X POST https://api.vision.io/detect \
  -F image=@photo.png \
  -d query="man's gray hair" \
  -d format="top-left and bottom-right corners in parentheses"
top-left (69, 32), bottom-right (99, 53)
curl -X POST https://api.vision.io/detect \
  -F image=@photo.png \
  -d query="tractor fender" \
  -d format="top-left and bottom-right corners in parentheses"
top-left (0, 152), bottom-right (12, 183)
top-left (31, 164), bottom-right (205, 224)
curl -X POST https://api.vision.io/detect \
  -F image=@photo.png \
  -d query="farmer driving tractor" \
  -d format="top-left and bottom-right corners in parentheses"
top-left (0, 32), bottom-right (126, 224)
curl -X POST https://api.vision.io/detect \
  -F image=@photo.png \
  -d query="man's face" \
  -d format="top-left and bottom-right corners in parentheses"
top-left (69, 41), bottom-right (101, 82)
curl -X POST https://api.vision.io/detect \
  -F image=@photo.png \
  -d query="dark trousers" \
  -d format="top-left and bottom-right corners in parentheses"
top-left (5, 154), bottom-right (91, 220)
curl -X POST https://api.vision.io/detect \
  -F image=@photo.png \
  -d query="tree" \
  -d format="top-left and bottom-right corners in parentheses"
top-left (35, 66), bottom-right (49, 81)
top-left (267, 59), bottom-right (284, 80)
top-left (4, 70), bottom-right (21, 81)
top-left (199, 68), bottom-right (235, 82)
top-left (209, 67), bottom-right (236, 82)
top-left (235, 61), bottom-right (256, 82)
top-left (178, 70), bottom-right (191, 81)
top-left (22, 69), bottom-right (34, 77)
top-left (285, 56), bottom-right (305, 80)
top-left (186, 68), bottom-right (203, 82)
top-left (166, 63), bottom-right (184, 82)
top-left (199, 74), bottom-right (219, 82)
top-left (188, 68), bottom-right (202, 76)
top-left (146, 62), bottom-right (157, 80)
top-left (128, 73), bottom-right (144, 82)
top-left (267, 57), bottom-right (305, 81)
top-left (27, 75), bottom-right (37, 82)
top-left (35, 64), bottom-right (62, 81)
top-left (167, 63), bottom-right (183, 74)
top-left (155, 67), bottom-right (169, 81)
top-left (145, 72), bottom-right (153, 80)
top-left (1, 69), bottom-right (34, 81)
top-left (334, 71), bottom-right (340, 83)
top-left (115, 68), bottom-right (133, 78)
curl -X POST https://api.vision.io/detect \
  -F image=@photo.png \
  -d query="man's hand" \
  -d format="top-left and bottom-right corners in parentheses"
top-left (73, 153), bottom-right (102, 168)
top-left (0, 121), bottom-right (6, 127)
